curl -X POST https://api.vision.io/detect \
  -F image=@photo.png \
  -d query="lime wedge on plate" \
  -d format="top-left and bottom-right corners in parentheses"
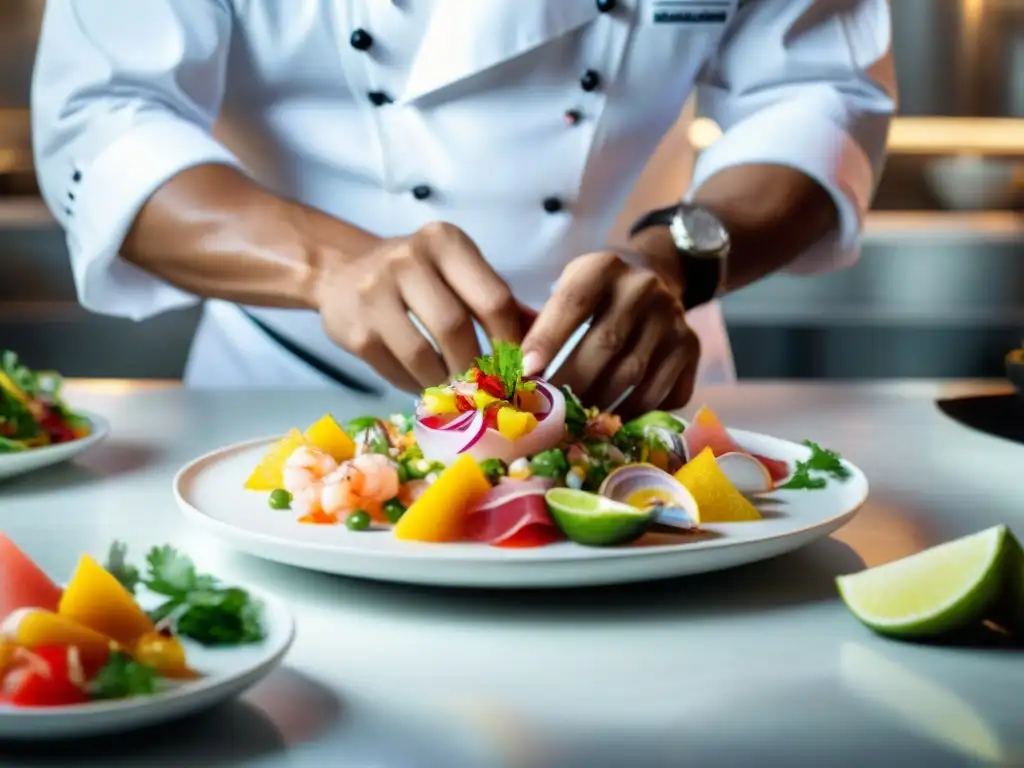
top-left (836, 525), bottom-right (1015, 638)
top-left (545, 488), bottom-right (654, 547)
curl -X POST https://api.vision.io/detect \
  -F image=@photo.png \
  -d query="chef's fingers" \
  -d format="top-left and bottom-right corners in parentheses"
top-left (396, 255), bottom-right (481, 376)
top-left (620, 329), bottom-right (700, 416)
top-left (342, 331), bottom-right (422, 393)
top-left (522, 252), bottom-right (623, 377)
top-left (424, 223), bottom-right (523, 345)
top-left (550, 267), bottom-right (658, 398)
top-left (363, 275), bottom-right (448, 388)
top-left (587, 314), bottom-right (666, 412)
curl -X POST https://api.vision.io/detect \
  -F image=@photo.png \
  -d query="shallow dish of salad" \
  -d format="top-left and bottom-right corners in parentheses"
top-left (0, 351), bottom-right (108, 481)
top-left (175, 342), bottom-right (869, 588)
top-left (0, 534), bottom-right (293, 740)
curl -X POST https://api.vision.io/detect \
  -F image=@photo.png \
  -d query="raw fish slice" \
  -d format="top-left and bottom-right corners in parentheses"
top-left (465, 478), bottom-right (562, 548)
top-left (682, 406), bottom-right (789, 485)
top-left (0, 534), bottom-right (63, 618)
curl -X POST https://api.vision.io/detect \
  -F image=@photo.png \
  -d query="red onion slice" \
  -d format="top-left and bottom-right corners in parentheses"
top-left (415, 377), bottom-right (567, 465)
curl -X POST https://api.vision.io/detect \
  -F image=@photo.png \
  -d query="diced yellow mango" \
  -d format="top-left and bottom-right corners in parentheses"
top-left (497, 408), bottom-right (537, 440)
top-left (8, 609), bottom-right (115, 667)
top-left (303, 414), bottom-right (355, 462)
top-left (422, 389), bottom-right (459, 415)
top-left (674, 447), bottom-right (762, 523)
top-left (472, 390), bottom-right (501, 410)
top-left (59, 555), bottom-right (155, 648)
top-left (244, 428), bottom-right (309, 491)
top-left (393, 454), bottom-right (492, 542)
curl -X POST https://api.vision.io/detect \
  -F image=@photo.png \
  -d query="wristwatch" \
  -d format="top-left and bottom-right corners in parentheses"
top-left (628, 202), bottom-right (730, 311)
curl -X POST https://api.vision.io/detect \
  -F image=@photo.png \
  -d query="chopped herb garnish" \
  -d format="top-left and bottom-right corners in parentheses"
top-left (562, 386), bottom-right (588, 439)
top-left (475, 341), bottom-right (525, 399)
top-left (105, 541), bottom-right (141, 595)
top-left (89, 651), bottom-right (160, 700)
top-left (106, 542), bottom-right (266, 646)
top-left (344, 415), bottom-right (379, 436)
top-left (780, 441), bottom-right (851, 490)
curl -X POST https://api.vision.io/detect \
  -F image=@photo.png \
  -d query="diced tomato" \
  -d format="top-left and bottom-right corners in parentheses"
top-left (455, 394), bottom-right (475, 413)
top-left (473, 370), bottom-right (506, 399)
top-left (37, 405), bottom-right (76, 444)
top-left (298, 510), bottom-right (337, 525)
top-left (494, 525), bottom-right (563, 549)
top-left (2, 646), bottom-right (89, 707)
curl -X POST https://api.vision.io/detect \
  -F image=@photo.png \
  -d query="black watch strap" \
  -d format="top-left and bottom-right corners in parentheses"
top-left (629, 205), bottom-right (723, 311)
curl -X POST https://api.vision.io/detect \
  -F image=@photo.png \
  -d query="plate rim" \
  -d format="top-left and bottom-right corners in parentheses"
top-left (0, 583), bottom-right (296, 721)
top-left (0, 410), bottom-right (110, 462)
top-left (173, 429), bottom-right (870, 565)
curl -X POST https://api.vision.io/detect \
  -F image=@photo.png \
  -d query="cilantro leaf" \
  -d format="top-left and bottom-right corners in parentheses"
top-left (89, 651), bottom-right (160, 700)
top-left (105, 540), bottom-right (141, 595)
top-left (476, 340), bottom-right (524, 398)
top-left (801, 440), bottom-right (851, 480)
top-left (779, 441), bottom-right (850, 490)
top-left (142, 545), bottom-right (265, 646)
top-left (144, 545), bottom-right (217, 597)
top-left (562, 386), bottom-right (588, 438)
top-left (175, 588), bottom-right (266, 646)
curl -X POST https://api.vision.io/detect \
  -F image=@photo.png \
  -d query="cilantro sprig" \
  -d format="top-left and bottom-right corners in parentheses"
top-left (475, 341), bottom-right (525, 399)
top-left (89, 651), bottom-right (160, 700)
top-left (780, 441), bottom-right (851, 490)
top-left (106, 542), bottom-right (266, 647)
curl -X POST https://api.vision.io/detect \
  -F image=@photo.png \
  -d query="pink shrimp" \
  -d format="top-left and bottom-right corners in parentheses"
top-left (320, 454), bottom-right (401, 516)
top-left (283, 446), bottom-right (338, 514)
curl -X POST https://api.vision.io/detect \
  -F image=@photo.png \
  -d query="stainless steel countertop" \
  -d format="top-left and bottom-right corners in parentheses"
top-left (0, 380), bottom-right (1021, 767)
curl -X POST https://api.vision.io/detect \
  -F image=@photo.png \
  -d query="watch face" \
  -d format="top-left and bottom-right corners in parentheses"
top-left (673, 204), bottom-right (729, 256)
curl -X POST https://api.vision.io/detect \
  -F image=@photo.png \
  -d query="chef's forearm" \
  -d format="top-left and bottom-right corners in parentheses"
top-left (121, 163), bottom-right (380, 309)
top-left (692, 163), bottom-right (839, 291)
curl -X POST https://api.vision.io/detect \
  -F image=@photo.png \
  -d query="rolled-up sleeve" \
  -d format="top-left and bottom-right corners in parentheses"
top-left (31, 0), bottom-right (242, 321)
top-left (687, 0), bottom-right (897, 274)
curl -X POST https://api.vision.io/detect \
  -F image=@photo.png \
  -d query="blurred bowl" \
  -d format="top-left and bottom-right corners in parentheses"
top-left (1005, 347), bottom-right (1024, 397)
top-left (924, 156), bottom-right (1021, 210)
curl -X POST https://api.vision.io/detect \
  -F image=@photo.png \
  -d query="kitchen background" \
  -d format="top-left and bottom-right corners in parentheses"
top-left (0, 0), bottom-right (1022, 380)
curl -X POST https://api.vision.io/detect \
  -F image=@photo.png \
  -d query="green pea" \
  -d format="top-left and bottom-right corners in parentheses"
top-left (529, 449), bottom-right (568, 479)
top-left (345, 510), bottom-right (371, 531)
top-left (397, 463), bottom-right (411, 484)
top-left (479, 458), bottom-right (508, 483)
top-left (382, 498), bottom-right (407, 524)
top-left (268, 489), bottom-right (292, 510)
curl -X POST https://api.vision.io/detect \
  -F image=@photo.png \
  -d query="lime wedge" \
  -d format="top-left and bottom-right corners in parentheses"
top-left (545, 488), bottom-right (654, 547)
top-left (836, 525), bottom-right (1014, 638)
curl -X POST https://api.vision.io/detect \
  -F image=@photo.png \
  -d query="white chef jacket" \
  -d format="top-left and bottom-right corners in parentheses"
top-left (32, 0), bottom-right (895, 393)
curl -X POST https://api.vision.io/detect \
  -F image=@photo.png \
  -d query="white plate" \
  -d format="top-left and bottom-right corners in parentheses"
top-left (0, 587), bottom-right (294, 740)
top-left (174, 429), bottom-right (869, 589)
top-left (0, 411), bottom-right (110, 481)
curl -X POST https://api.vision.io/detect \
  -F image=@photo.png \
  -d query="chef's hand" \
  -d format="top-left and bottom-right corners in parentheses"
top-left (317, 222), bottom-right (524, 392)
top-left (520, 250), bottom-right (700, 418)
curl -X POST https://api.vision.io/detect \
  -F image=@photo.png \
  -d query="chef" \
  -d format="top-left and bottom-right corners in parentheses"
top-left (32, 0), bottom-right (895, 415)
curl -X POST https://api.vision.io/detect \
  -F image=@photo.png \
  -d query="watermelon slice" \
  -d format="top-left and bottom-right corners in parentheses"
top-left (0, 534), bottom-right (63, 618)
top-left (682, 406), bottom-right (790, 484)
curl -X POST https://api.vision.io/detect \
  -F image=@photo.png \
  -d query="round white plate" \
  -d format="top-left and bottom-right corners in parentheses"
top-left (0, 411), bottom-right (110, 482)
top-left (0, 587), bottom-right (294, 740)
top-left (174, 429), bottom-right (869, 589)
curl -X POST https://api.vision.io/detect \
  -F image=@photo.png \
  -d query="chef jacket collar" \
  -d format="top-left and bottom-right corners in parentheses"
top-left (399, 0), bottom-right (604, 105)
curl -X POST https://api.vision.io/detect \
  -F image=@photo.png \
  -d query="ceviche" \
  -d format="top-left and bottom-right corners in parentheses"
top-left (245, 342), bottom-right (852, 548)
top-left (0, 351), bottom-right (90, 452)
top-left (0, 535), bottom-right (265, 708)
